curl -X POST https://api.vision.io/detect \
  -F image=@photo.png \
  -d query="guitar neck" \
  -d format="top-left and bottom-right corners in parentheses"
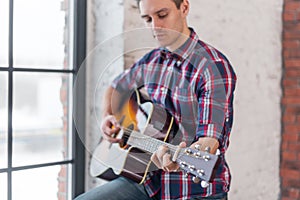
top-left (126, 128), bottom-right (219, 183)
top-left (127, 131), bottom-right (177, 155)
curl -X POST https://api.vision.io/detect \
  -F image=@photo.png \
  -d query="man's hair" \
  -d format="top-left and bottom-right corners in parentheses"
top-left (136, 0), bottom-right (183, 9)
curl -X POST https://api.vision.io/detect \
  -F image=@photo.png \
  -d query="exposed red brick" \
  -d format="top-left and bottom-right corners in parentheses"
top-left (282, 132), bottom-right (299, 142)
top-left (282, 79), bottom-right (300, 88)
top-left (284, 31), bottom-right (300, 39)
top-left (282, 152), bottom-right (297, 161)
top-left (290, 50), bottom-right (300, 58)
top-left (282, 97), bottom-right (300, 105)
top-left (58, 179), bottom-right (67, 193)
top-left (284, 2), bottom-right (300, 11)
top-left (283, 40), bottom-right (300, 49)
top-left (63, 106), bottom-right (68, 116)
top-left (284, 49), bottom-right (300, 58)
top-left (297, 115), bottom-right (300, 123)
top-left (289, 143), bottom-right (300, 151)
top-left (58, 1), bottom-right (70, 199)
top-left (284, 88), bottom-right (300, 96)
top-left (284, 23), bottom-right (300, 31)
top-left (282, 141), bottom-right (289, 151)
top-left (63, 120), bottom-right (68, 132)
top-left (282, 17), bottom-right (300, 193)
top-left (282, 160), bottom-right (300, 171)
top-left (297, 12), bottom-right (300, 20)
top-left (288, 179), bottom-right (300, 188)
top-left (285, 106), bottom-right (300, 115)
top-left (58, 192), bottom-right (67, 200)
top-left (280, 169), bottom-right (300, 180)
top-left (289, 188), bottom-right (300, 199)
top-left (58, 166), bottom-right (67, 177)
top-left (284, 69), bottom-right (300, 78)
top-left (283, 12), bottom-right (295, 21)
top-left (285, 59), bottom-right (300, 68)
top-left (283, 112), bottom-right (296, 123)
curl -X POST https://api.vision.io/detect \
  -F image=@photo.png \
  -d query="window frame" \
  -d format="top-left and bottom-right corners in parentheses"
top-left (0, 0), bottom-right (86, 199)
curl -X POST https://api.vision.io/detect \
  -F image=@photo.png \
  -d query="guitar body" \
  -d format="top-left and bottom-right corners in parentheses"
top-left (90, 89), bottom-right (219, 184)
top-left (90, 90), bottom-right (177, 183)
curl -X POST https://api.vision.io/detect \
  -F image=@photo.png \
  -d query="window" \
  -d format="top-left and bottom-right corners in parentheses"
top-left (0, 0), bottom-right (86, 199)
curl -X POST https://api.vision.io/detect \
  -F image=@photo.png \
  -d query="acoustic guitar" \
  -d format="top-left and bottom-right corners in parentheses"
top-left (90, 89), bottom-right (219, 185)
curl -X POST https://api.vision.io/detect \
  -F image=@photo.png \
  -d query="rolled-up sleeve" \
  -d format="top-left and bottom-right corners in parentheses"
top-left (195, 60), bottom-right (236, 146)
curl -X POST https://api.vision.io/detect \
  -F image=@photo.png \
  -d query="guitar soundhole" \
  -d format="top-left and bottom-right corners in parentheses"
top-left (120, 124), bottom-right (134, 148)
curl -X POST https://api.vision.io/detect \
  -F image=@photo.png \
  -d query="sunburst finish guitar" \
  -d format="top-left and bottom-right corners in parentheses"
top-left (90, 89), bottom-right (219, 185)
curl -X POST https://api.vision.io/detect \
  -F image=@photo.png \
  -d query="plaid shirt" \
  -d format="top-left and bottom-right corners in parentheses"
top-left (112, 28), bottom-right (236, 199)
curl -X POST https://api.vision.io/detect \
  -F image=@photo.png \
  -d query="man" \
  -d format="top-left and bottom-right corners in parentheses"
top-left (75, 0), bottom-right (236, 199)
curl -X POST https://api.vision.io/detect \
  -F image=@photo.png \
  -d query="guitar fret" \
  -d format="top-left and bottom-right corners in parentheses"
top-left (128, 131), bottom-right (174, 154)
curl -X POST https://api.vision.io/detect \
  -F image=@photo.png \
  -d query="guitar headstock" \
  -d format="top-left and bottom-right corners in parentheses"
top-left (176, 146), bottom-right (219, 183)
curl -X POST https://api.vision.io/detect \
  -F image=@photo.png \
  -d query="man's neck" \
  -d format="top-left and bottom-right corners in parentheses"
top-left (167, 27), bottom-right (191, 52)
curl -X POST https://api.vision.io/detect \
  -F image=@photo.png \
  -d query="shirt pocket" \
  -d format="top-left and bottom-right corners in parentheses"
top-left (173, 87), bottom-right (198, 126)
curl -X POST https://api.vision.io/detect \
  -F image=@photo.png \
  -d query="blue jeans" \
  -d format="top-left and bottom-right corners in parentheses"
top-left (74, 177), bottom-right (227, 200)
top-left (74, 177), bottom-right (153, 200)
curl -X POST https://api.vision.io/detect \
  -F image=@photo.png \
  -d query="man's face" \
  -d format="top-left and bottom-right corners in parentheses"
top-left (139, 0), bottom-right (187, 48)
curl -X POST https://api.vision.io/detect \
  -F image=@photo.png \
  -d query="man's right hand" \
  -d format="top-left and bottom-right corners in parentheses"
top-left (100, 115), bottom-right (121, 143)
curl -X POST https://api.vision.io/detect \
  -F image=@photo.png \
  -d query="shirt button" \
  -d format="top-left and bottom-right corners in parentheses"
top-left (176, 60), bottom-right (181, 66)
top-left (226, 118), bottom-right (229, 122)
top-left (160, 88), bottom-right (166, 92)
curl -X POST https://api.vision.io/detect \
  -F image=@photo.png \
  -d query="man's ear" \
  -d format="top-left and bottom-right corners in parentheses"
top-left (181, 0), bottom-right (190, 16)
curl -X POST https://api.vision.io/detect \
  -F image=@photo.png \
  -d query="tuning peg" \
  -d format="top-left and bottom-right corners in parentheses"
top-left (203, 155), bottom-right (211, 161)
top-left (192, 176), bottom-right (201, 183)
top-left (201, 181), bottom-right (209, 188)
top-left (194, 151), bottom-right (201, 158)
top-left (184, 148), bottom-right (192, 155)
top-left (205, 146), bottom-right (211, 152)
top-left (188, 165), bottom-right (195, 171)
top-left (197, 169), bottom-right (205, 177)
top-left (194, 144), bottom-right (201, 150)
top-left (180, 161), bottom-right (187, 168)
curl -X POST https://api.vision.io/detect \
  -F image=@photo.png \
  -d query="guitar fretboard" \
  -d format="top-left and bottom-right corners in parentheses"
top-left (127, 131), bottom-right (177, 155)
top-left (125, 129), bottom-right (219, 182)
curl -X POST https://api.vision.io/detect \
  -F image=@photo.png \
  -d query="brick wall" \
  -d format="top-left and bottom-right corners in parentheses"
top-left (58, 0), bottom-right (69, 200)
top-left (281, 1), bottom-right (300, 199)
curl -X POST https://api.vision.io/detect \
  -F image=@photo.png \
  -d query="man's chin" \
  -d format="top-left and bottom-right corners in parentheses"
top-left (155, 38), bottom-right (171, 48)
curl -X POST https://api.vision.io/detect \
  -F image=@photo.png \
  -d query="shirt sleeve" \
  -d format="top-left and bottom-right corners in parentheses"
top-left (111, 60), bottom-right (144, 93)
top-left (195, 60), bottom-right (236, 145)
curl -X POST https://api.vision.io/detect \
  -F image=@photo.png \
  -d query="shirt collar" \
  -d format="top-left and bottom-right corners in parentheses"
top-left (160, 27), bottom-right (199, 61)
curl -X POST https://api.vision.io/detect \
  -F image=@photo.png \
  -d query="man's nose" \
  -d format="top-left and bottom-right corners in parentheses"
top-left (151, 18), bottom-right (163, 30)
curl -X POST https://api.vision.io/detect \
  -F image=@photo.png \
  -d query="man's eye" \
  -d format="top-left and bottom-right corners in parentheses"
top-left (158, 13), bottom-right (168, 19)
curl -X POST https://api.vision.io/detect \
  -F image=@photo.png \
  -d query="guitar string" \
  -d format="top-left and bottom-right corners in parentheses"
top-left (120, 127), bottom-right (178, 151)
top-left (120, 127), bottom-right (212, 152)
top-left (121, 129), bottom-right (213, 175)
top-left (108, 127), bottom-right (214, 180)
top-left (122, 128), bottom-right (182, 154)
top-left (118, 127), bottom-right (214, 160)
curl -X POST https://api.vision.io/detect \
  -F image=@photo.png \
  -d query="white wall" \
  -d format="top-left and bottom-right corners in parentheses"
top-left (187, 1), bottom-right (282, 199)
top-left (85, 0), bottom-right (125, 190)
top-left (86, 0), bottom-right (283, 199)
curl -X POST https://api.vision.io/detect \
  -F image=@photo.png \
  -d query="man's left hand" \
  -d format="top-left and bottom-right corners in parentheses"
top-left (151, 137), bottom-right (219, 172)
